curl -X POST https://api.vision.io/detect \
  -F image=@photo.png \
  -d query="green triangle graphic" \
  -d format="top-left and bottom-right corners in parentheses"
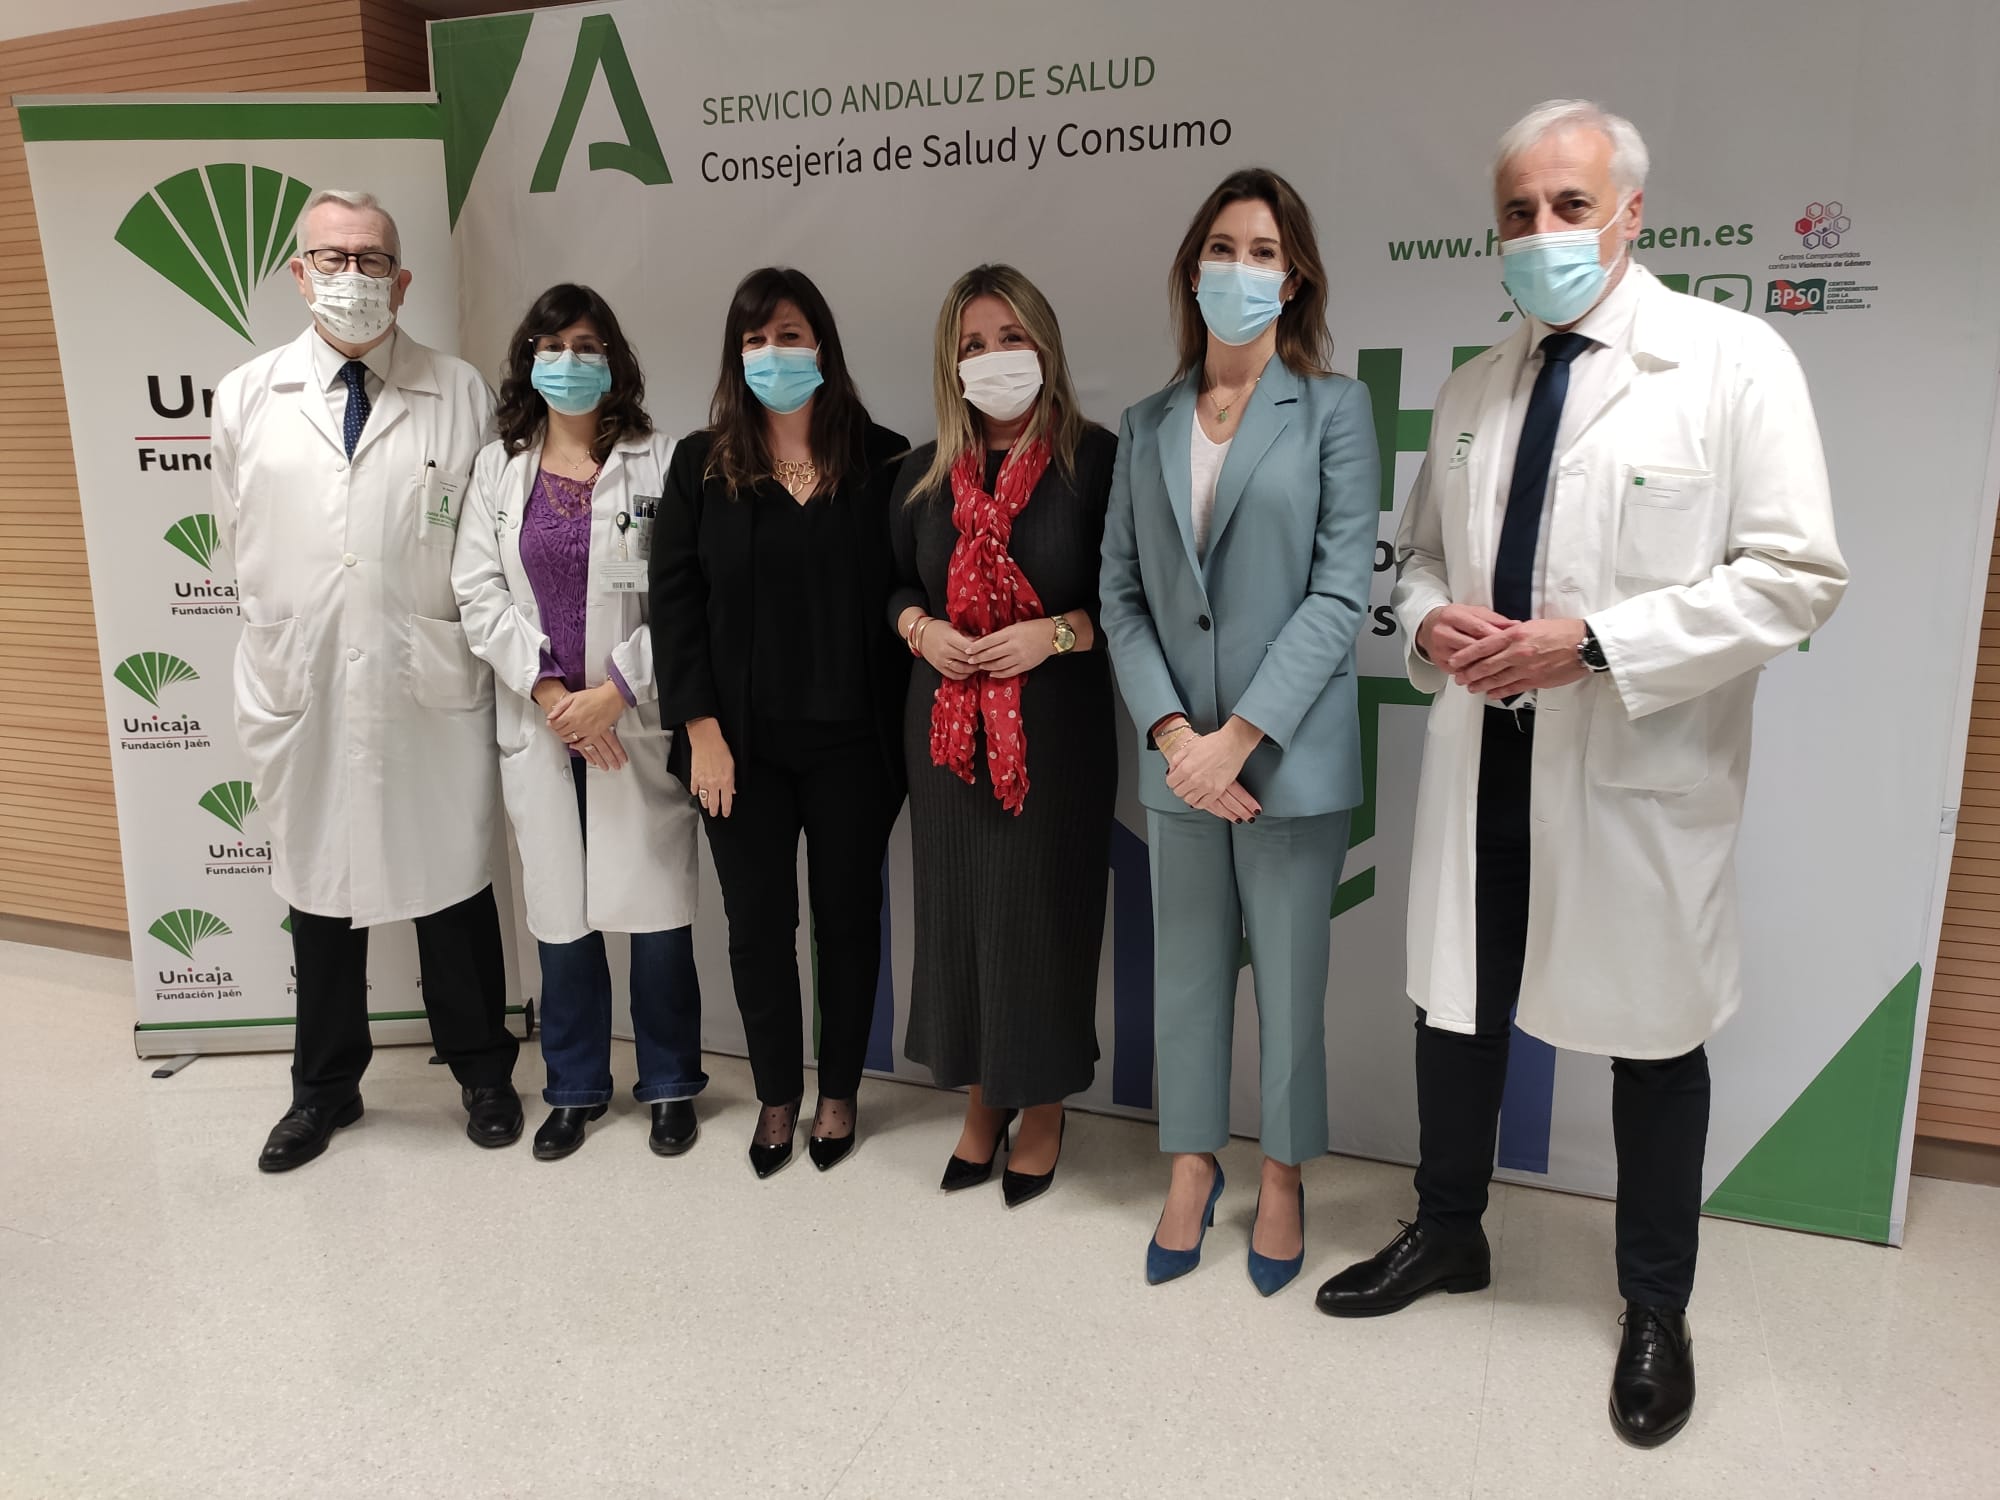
top-left (433, 13), bottom-right (537, 229)
top-left (1703, 964), bottom-right (1920, 1243)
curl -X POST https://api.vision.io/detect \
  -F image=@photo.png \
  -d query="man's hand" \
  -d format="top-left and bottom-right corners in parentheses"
top-left (1417, 603), bottom-right (1514, 666)
top-left (1448, 618), bottom-right (1590, 699)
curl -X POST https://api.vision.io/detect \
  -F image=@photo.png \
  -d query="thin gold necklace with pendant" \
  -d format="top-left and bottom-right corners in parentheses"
top-left (1211, 375), bottom-right (1259, 424)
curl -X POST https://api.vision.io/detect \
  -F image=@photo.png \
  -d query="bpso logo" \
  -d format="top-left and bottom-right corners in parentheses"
top-left (149, 907), bottom-right (243, 1004)
top-left (199, 780), bottom-right (271, 877)
top-left (114, 651), bottom-right (211, 751)
top-left (115, 164), bottom-right (313, 340)
top-left (1766, 278), bottom-right (1828, 316)
top-left (162, 515), bottom-right (238, 618)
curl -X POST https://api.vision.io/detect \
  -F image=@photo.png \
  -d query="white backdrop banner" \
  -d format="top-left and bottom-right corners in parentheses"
top-left (428, 0), bottom-right (2000, 1244)
top-left (21, 95), bottom-right (525, 1054)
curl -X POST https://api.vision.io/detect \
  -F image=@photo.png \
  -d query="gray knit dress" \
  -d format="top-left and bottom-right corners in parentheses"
top-left (887, 428), bottom-right (1119, 1108)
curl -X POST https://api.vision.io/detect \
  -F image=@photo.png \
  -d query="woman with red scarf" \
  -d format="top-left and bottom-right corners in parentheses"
top-left (889, 264), bottom-right (1117, 1209)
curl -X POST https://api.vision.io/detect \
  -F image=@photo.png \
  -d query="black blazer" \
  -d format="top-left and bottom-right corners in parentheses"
top-left (651, 422), bottom-right (912, 797)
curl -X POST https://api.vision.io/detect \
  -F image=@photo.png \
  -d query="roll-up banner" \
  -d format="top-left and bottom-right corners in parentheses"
top-left (20, 95), bottom-right (527, 1058)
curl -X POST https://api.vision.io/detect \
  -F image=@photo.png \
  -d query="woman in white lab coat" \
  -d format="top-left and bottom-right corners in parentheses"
top-left (454, 284), bottom-right (704, 1162)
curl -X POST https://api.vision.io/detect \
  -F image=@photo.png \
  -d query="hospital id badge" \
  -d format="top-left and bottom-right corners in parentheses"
top-left (601, 561), bottom-right (647, 593)
top-left (420, 463), bottom-right (464, 547)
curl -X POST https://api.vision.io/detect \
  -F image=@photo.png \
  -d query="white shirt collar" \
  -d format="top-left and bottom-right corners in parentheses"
top-left (311, 326), bottom-right (399, 391)
top-left (1529, 256), bottom-right (1645, 354)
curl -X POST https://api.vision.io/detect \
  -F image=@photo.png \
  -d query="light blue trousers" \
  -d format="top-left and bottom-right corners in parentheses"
top-left (1146, 807), bottom-right (1350, 1165)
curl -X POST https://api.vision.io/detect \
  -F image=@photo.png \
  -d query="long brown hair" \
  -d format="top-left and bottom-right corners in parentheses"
top-left (908, 264), bottom-right (1089, 503)
top-left (1168, 167), bottom-right (1334, 384)
top-left (703, 266), bottom-right (871, 498)
top-left (496, 283), bottom-right (651, 460)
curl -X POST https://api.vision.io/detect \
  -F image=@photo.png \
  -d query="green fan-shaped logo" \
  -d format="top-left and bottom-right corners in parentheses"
top-left (115, 165), bottom-right (313, 340)
top-left (164, 515), bottom-right (222, 570)
top-left (198, 780), bottom-right (258, 832)
top-left (114, 651), bottom-right (199, 706)
top-left (149, 908), bottom-right (231, 959)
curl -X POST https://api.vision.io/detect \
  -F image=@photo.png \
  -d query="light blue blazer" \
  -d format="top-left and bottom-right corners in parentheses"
top-left (1099, 359), bottom-right (1379, 819)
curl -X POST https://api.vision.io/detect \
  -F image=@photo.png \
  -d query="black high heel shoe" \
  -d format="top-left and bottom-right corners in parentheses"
top-left (1001, 1112), bottom-right (1066, 1209)
top-left (808, 1096), bottom-right (858, 1172)
top-left (748, 1098), bottom-right (800, 1179)
top-left (940, 1107), bottom-right (1016, 1193)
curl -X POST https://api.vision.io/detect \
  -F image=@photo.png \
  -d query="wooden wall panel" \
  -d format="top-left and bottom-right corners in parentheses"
top-left (0, 0), bottom-right (430, 933)
top-left (1921, 503), bottom-right (2000, 1146)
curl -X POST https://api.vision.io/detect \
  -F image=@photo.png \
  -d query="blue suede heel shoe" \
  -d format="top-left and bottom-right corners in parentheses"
top-left (1146, 1157), bottom-right (1225, 1286)
top-left (1247, 1184), bottom-right (1306, 1297)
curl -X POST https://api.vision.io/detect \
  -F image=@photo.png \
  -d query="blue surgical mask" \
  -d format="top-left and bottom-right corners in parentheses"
top-left (742, 345), bottom-right (823, 414)
top-left (1195, 260), bottom-right (1289, 347)
top-left (1499, 198), bottom-right (1632, 326)
top-left (531, 350), bottom-right (612, 416)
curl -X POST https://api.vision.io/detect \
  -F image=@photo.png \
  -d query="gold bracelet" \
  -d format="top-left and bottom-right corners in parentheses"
top-left (912, 618), bottom-right (932, 657)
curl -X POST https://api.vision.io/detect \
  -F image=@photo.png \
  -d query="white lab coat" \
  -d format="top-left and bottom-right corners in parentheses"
top-left (212, 328), bottom-right (500, 927)
top-left (1392, 267), bottom-right (1849, 1057)
top-left (453, 432), bottom-right (698, 945)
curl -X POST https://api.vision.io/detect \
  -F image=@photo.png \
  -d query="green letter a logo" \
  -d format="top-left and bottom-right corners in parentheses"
top-left (531, 14), bottom-right (670, 194)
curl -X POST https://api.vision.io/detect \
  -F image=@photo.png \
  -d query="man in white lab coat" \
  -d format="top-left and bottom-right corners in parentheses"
top-left (1316, 103), bottom-right (1847, 1447)
top-left (212, 189), bottom-right (521, 1171)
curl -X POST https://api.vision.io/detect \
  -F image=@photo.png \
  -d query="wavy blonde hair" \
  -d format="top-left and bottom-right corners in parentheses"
top-left (907, 264), bottom-right (1088, 503)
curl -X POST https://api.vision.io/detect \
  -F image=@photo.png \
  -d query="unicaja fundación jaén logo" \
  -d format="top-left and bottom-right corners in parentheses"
top-left (148, 907), bottom-right (231, 960)
top-left (164, 514), bottom-right (221, 570)
top-left (115, 164), bottom-right (313, 340)
top-left (198, 780), bottom-right (258, 832)
top-left (113, 651), bottom-right (199, 707)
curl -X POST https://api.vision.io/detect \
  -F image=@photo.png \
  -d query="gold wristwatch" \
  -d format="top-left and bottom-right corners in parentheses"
top-left (1051, 614), bottom-right (1077, 655)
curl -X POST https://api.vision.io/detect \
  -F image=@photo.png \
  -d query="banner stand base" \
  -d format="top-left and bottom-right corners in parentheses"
top-left (133, 1006), bottom-right (532, 1060)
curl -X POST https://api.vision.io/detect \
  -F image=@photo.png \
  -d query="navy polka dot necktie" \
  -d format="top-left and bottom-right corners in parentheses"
top-left (339, 359), bottom-right (371, 459)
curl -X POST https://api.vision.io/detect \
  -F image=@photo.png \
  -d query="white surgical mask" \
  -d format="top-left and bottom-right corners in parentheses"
top-left (958, 349), bottom-right (1043, 422)
top-left (306, 268), bottom-right (397, 344)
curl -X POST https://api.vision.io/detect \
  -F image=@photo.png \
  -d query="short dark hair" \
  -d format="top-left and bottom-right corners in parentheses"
top-left (496, 283), bottom-right (651, 460)
top-left (703, 266), bottom-right (871, 498)
top-left (1168, 168), bottom-right (1334, 383)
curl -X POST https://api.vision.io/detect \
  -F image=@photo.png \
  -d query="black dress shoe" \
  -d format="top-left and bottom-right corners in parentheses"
top-left (1610, 1303), bottom-right (1696, 1447)
top-left (533, 1104), bottom-right (607, 1161)
top-left (1315, 1220), bottom-right (1491, 1317)
top-left (749, 1098), bottom-right (801, 1179)
top-left (1001, 1113), bottom-right (1065, 1209)
top-left (257, 1097), bottom-right (362, 1173)
top-left (941, 1108), bottom-right (1016, 1193)
top-left (650, 1099), bottom-right (698, 1156)
top-left (462, 1084), bottom-right (524, 1148)
top-left (808, 1097), bottom-right (857, 1172)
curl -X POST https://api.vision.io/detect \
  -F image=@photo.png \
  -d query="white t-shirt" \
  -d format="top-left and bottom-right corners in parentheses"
top-left (1190, 422), bottom-right (1232, 561)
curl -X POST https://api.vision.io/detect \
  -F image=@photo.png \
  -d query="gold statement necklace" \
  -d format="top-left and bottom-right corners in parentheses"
top-left (773, 458), bottom-right (818, 498)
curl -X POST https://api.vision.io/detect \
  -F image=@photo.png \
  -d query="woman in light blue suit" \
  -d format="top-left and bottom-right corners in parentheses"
top-left (1099, 167), bottom-right (1379, 1295)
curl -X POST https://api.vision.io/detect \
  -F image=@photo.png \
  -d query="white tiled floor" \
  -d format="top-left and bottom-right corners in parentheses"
top-left (4, 938), bottom-right (1998, 1499)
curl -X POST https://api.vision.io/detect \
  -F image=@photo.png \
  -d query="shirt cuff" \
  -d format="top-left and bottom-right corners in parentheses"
top-left (607, 659), bottom-right (637, 707)
top-left (536, 649), bottom-right (565, 686)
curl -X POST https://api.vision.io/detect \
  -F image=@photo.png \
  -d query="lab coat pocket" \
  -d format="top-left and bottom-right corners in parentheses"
top-left (1587, 685), bottom-right (1708, 795)
top-left (495, 683), bottom-right (540, 755)
top-left (239, 617), bottom-right (308, 717)
top-left (1615, 466), bottom-right (1718, 585)
top-left (407, 613), bottom-right (493, 711)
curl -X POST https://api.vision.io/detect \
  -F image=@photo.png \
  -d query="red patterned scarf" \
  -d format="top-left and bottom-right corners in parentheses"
top-left (929, 439), bottom-right (1051, 814)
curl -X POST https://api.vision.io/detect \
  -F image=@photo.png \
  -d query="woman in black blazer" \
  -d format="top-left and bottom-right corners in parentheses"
top-left (650, 266), bottom-right (909, 1178)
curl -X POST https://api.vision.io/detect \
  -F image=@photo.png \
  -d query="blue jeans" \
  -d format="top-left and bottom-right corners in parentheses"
top-left (538, 759), bottom-right (707, 1107)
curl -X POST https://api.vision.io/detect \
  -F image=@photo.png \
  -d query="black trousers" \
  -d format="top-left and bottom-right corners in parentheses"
top-left (288, 884), bottom-right (519, 1109)
top-left (701, 717), bottom-right (900, 1106)
top-left (1413, 706), bottom-right (1710, 1310)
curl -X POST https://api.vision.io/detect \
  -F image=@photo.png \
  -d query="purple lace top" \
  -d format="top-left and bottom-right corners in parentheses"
top-left (521, 467), bottom-right (634, 713)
